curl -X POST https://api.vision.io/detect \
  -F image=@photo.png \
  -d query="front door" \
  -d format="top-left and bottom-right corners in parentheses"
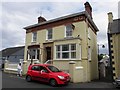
top-left (46, 47), bottom-right (51, 61)
top-left (43, 43), bottom-right (53, 64)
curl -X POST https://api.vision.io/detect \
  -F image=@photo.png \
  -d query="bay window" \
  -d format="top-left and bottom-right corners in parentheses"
top-left (56, 44), bottom-right (76, 59)
top-left (28, 49), bottom-right (39, 60)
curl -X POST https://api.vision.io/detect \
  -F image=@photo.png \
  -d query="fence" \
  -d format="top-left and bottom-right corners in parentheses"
top-left (4, 60), bottom-right (18, 74)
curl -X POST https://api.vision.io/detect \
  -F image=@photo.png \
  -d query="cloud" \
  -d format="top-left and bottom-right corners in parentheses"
top-left (1, 1), bottom-right (119, 55)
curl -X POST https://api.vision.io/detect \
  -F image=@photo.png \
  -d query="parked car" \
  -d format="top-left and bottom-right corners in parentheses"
top-left (113, 77), bottom-right (120, 88)
top-left (26, 64), bottom-right (71, 86)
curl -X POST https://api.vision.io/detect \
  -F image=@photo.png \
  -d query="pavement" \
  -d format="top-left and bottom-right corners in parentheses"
top-left (1, 71), bottom-right (119, 89)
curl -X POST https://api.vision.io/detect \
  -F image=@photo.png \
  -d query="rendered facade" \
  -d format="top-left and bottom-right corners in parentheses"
top-left (23, 2), bottom-right (99, 82)
top-left (108, 12), bottom-right (120, 80)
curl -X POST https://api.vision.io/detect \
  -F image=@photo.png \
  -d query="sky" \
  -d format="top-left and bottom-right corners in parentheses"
top-left (0, 0), bottom-right (120, 54)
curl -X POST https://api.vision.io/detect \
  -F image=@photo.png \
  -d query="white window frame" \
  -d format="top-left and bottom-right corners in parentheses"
top-left (46, 28), bottom-right (53, 40)
top-left (55, 44), bottom-right (77, 60)
top-left (28, 49), bottom-right (39, 60)
top-left (65, 24), bottom-right (73, 37)
top-left (32, 32), bottom-right (37, 42)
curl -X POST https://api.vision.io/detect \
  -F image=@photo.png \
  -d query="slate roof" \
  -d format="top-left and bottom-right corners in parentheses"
top-left (108, 19), bottom-right (120, 34)
top-left (0, 46), bottom-right (24, 57)
top-left (24, 11), bottom-right (99, 32)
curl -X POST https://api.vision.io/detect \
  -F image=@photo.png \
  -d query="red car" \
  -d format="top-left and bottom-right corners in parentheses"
top-left (26, 64), bottom-right (71, 86)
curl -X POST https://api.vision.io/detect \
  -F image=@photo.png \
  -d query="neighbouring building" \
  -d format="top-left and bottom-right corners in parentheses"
top-left (0, 46), bottom-right (24, 62)
top-left (23, 2), bottom-right (99, 82)
top-left (107, 12), bottom-right (120, 81)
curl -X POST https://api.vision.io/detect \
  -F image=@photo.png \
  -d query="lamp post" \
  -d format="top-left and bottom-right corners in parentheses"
top-left (98, 44), bottom-right (105, 80)
top-left (98, 44), bottom-right (105, 55)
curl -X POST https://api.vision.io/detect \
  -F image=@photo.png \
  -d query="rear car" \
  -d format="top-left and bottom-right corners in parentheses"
top-left (26, 64), bottom-right (70, 86)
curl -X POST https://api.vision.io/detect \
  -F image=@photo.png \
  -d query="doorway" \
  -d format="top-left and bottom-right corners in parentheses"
top-left (46, 47), bottom-right (51, 61)
top-left (43, 43), bottom-right (53, 64)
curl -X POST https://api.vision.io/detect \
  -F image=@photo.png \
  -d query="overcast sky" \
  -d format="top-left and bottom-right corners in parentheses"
top-left (0, 0), bottom-right (120, 54)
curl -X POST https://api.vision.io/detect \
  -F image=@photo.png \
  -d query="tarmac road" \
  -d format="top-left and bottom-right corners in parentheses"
top-left (1, 71), bottom-right (119, 89)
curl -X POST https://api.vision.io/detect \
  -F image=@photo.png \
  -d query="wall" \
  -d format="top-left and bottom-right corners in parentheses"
top-left (88, 26), bottom-right (98, 80)
top-left (112, 34), bottom-right (120, 78)
top-left (24, 20), bottom-right (98, 82)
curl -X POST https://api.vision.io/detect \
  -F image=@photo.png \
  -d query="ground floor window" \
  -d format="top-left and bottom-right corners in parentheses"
top-left (56, 44), bottom-right (76, 59)
top-left (27, 49), bottom-right (39, 60)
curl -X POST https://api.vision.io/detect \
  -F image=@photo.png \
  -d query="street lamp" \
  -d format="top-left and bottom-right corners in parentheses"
top-left (98, 44), bottom-right (105, 55)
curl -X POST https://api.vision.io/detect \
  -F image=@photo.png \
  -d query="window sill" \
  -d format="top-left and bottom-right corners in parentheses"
top-left (46, 39), bottom-right (53, 42)
top-left (27, 59), bottom-right (39, 61)
top-left (54, 59), bottom-right (81, 61)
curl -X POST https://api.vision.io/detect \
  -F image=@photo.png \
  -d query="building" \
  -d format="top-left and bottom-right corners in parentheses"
top-left (0, 46), bottom-right (24, 62)
top-left (107, 12), bottom-right (120, 81)
top-left (23, 2), bottom-right (99, 82)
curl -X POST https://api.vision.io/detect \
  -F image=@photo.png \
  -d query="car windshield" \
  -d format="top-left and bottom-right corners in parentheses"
top-left (47, 66), bottom-right (61, 72)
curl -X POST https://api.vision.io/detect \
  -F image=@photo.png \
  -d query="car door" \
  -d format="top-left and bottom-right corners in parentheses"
top-left (39, 66), bottom-right (50, 82)
top-left (31, 65), bottom-right (41, 80)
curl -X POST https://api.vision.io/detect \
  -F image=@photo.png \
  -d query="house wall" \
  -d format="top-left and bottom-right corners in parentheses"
top-left (111, 34), bottom-right (120, 78)
top-left (88, 26), bottom-right (98, 80)
top-left (23, 20), bottom-right (98, 82)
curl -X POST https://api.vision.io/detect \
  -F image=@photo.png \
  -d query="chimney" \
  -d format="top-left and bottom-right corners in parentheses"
top-left (84, 2), bottom-right (92, 19)
top-left (38, 16), bottom-right (46, 23)
top-left (107, 12), bottom-right (113, 23)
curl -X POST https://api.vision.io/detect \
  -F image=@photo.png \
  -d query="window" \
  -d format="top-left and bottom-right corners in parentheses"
top-left (56, 44), bottom-right (76, 59)
top-left (40, 66), bottom-right (49, 73)
top-left (32, 32), bottom-right (37, 42)
top-left (28, 49), bottom-right (39, 60)
top-left (88, 46), bottom-right (91, 61)
top-left (65, 24), bottom-right (74, 37)
top-left (88, 28), bottom-right (91, 39)
top-left (47, 66), bottom-right (61, 72)
top-left (31, 66), bottom-right (40, 71)
top-left (47, 28), bottom-right (52, 40)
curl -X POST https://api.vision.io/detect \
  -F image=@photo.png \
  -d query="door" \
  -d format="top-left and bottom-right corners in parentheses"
top-left (46, 47), bottom-right (51, 61)
top-left (31, 65), bottom-right (41, 80)
top-left (43, 43), bottom-right (53, 64)
top-left (39, 66), bottom-right (50, 82)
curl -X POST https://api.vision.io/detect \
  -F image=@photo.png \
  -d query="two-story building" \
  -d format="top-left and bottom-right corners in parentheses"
top-left (23, 2), bottom-right (99, 82)
top-left (107, 12), bottom-right (120, 81)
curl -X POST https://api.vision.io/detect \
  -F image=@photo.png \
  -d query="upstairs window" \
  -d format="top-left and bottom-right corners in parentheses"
top-left (32, 32), bottom-right (37, 42)
top-left (65, 24), bottom-right (75, 37)
top-left (47, 28), bottom-right (53, 40)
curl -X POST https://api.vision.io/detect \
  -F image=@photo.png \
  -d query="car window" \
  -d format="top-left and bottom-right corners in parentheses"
top-left (31, 65), bottom-right (40, 71)
top-left (47, 66), bottom-right (61, 72)
top-left (40, 66), bottom-right (49, 73)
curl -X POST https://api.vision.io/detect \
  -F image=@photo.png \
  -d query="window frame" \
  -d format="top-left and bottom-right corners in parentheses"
top-left (65, 24), bottom-right (73, 37)
top-left (46, 28), bottom-right (53, 40)
top-left (32, 32), bottom-right (37, 42)
top-left (27, 49), bottom-right (40, 60)
top-left (56, 44), bottom-right (77, 60)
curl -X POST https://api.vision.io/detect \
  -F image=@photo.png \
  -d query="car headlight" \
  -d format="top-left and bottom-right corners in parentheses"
top-left (58, 75), bottom-right (65, 79)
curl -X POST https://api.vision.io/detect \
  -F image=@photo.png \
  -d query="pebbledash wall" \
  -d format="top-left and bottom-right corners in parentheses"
top-left (23, 2), bottom-right (99, 82)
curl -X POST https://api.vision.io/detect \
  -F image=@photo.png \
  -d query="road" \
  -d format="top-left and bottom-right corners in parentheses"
top-left (1, 71), bottom-right (119, 89)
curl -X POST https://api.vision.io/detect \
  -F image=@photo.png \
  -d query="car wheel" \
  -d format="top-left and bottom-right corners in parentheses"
top-left (49, 79), bottom-right (57, 87)
top-left (26, 75), bottom-right (32, 82)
